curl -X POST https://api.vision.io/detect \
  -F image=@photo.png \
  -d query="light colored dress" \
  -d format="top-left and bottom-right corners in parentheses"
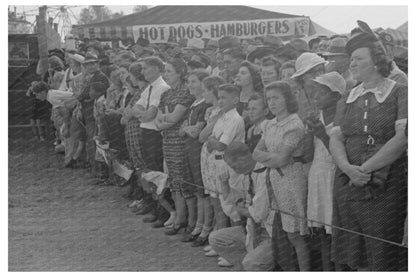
top-left (200, 106), bottom-right (222, 198)
top-left (262, 113), bottom-right (309, 235)
top-left (307, 113), bottom-right (335, 234)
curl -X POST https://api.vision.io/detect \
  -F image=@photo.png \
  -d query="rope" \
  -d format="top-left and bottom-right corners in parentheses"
top-left (175, 178), bottom-right (407, 249)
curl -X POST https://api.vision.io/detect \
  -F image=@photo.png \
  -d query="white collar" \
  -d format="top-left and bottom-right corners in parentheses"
top-left (222, 108), bottom-right (237, 120)
top-left (190, 98), bottom-right (205, 108)
top-left (150, 75), bottom-right (165, 88)
top-left (346, 78), bottom-right (396, 104)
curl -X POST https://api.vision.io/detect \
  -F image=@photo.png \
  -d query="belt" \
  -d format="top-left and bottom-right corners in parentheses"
top-left (293, 156), bottom-right (307, 164)
top-left (215, 154), bottom-right (223, 160)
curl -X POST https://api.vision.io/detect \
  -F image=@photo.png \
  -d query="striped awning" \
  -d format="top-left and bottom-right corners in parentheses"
top-left (72, 25), bottom-right (134, 40)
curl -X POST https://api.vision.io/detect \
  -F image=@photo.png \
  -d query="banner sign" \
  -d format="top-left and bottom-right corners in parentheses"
top-left (132, 17), bottom-right (310, 43)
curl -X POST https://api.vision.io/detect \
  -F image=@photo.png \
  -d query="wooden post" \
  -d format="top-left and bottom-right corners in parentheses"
top-left (36, 6), bottom-right (49, 77)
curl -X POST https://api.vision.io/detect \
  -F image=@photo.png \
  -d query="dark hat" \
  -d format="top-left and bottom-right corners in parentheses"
top-left (262, 36), bottom-right (284, 49)
top-left (378, 31), bottom-right (395, 47)
top-left (204, 39), bottom-right (219, 50)
top-left (187, 60), bottom-right (205, 69)
top-left (86, 41), bottom-right (103, 53)
top-left (247, 46), bottom-right (276, 63)
top-left (218, 36), bottom-right (240, 50)
top-left (290, 38), bottom-right (309, 53)
top-left (136, 37), bottom-right (150, 47)
top-left (345, 32), bottom-right (379, 56)
top-left (222, 47), bottom-right (246, 60)
top-left (275, 44), bottom-right (298, 60)
top-left (82, 53), bottom-right (99, 64)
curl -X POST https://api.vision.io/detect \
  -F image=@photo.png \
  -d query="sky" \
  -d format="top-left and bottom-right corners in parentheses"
top-left (10, 4), bottom-right (408, 34)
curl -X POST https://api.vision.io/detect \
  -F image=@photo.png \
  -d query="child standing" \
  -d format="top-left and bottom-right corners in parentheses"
top-left (29, 81), bottom-right (52, 141)
top-left (179, 69), bottom-right (212, 244)
top-left (198, 76), bottom-right (226, 254)
top-left (205, 84), bottom-right (245, 259)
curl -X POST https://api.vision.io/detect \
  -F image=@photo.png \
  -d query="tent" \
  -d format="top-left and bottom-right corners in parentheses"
top-left (72, 5), bottom-right (317, 43)
top-left (397, 21), bottom-right (407, 33)
top-left (375, 27), bottom-right (408, 47)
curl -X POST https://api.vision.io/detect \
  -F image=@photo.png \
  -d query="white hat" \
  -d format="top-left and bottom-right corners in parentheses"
top-left (68, 53), bottom-right (85, 63)
top-left (291, 52), bottom-right (327, 78)
top-left (312, 71), bottom-right (346, 95)
top-left (184, 38), bottom-right (205, 50)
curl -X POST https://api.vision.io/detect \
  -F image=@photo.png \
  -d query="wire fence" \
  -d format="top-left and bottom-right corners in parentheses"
top-left (175, 177), bottom-right (407, 249)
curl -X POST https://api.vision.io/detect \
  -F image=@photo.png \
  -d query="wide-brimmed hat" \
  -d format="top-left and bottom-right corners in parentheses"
top-left (321, 37), bottom-right (348, 57)
top-left (68, 53), bottom-right (85, 63)
top-left (82, 53), bottom-right (99, 64)
top-left (275, 44), bottom-right (298, 60)
top-left (290, 38), bottom-right (309, 53)
top-left (204, 39), bottom-right (219, 50)
top-left (218, 36), bottom-right (240, 50)
top-left (291, 52), bottom-right (327, 78)
top-left (312, 72), bottom-right (346, 95)
top-left (247, 46), bottom-right (276, 63)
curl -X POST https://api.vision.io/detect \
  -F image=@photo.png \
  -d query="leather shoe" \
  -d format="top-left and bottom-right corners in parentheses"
top-left (218, 257), bottom-right (233, 267)
top-left (165, 223), bottom-right (186, 236)
top-left (143, 213), bottom-right (158, 223)
top-left (151, 218), bottom-right (167, 229)
top-left (135, 204), bottom-right (155, 215)
top-left (181, 230), bottom-right (198, 242)
top-left (205, 249), bottom-right (218, 257)
top-left (192, 236), bottom-right (209, 247)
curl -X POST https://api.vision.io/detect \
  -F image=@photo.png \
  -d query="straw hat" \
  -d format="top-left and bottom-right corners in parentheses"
top-left (82, 53), bottom-right (99, 64)
top-left (321, 37), bottom-right (348, 57)
top-left (184, 38), bottom-right (205, 50)
top-left (68, 53), bottom-right (85, 63)
top-left (312, 71), bottom-right (346, 95)
top-left (291, 52), bottom-right (327, 78)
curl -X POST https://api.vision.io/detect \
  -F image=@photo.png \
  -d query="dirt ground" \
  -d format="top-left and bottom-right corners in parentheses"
top-left (8, 128), bottom-right (233, 271)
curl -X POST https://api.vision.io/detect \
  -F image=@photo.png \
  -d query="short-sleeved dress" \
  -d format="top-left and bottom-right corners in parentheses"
top-left (307, 113), bottom-right (335, 234)
top-left (183, 99), bottom-right (212, 195)
top-left (262, 113), bottom-right (309, 235)
top-left (200, 106), bottom-right (222, 198)
top-left (159, 83), bottom-right (195, 198)
top-left (331, 79), bottom-right (408, 270)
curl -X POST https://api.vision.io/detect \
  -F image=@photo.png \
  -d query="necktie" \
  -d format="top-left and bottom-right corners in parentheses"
top-left (146, 85), bottom-right (153, 110)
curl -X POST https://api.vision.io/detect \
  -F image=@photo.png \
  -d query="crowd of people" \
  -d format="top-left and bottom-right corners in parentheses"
top-left (25, 20), bottom-right (408, 271)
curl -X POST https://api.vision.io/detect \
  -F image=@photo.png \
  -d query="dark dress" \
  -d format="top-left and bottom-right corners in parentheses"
top-left (158, 83), bottom-right (195, 198)
top-left (125, 88), bottom-right (145, 170)
top-left (183, 99), bottom-right (212, 196)
top-left (331, 80), bottom-right (407, 271)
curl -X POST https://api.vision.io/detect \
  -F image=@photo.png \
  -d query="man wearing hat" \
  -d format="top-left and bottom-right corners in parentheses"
top-left (222, 48), bottom-right (246, 84)
top-left (78, 53), bottom-right (110, 180)
top-left (378, 31), bottom-right (408, 85)
top-left (183, 38), bottom-right (205, 62)
top-left (322, 37), bottom-right (357, 92)
top-left (247, 46), bottom-right (275, 67)
top-left (274, 44), bottom-right (299, 65)
top-left (203, 39), bottom-right (220, 75)
top-left (218, 36), bottom-right (240, 51)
